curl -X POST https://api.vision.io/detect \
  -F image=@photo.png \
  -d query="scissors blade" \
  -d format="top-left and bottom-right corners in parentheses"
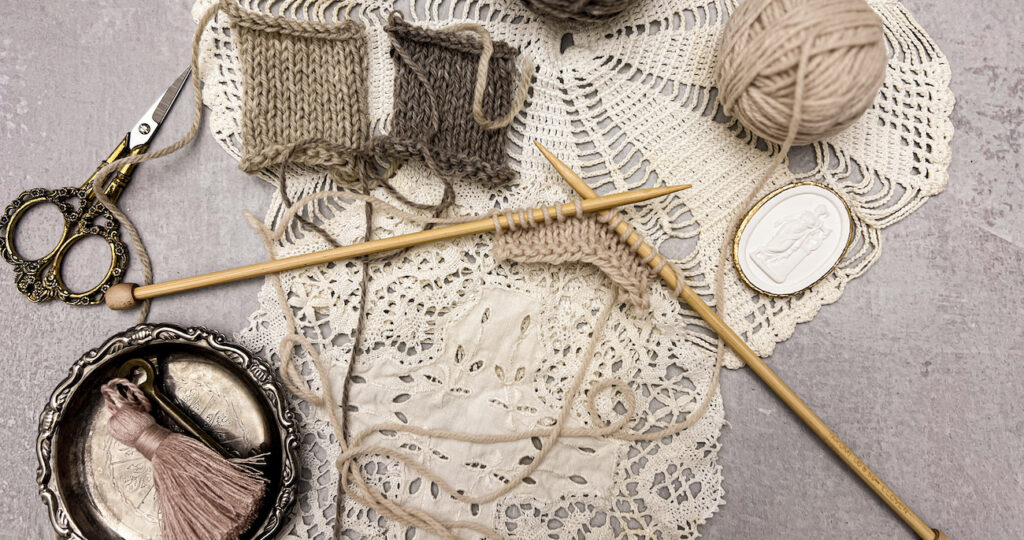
top-left (127, 67), bottom-right (192, 149)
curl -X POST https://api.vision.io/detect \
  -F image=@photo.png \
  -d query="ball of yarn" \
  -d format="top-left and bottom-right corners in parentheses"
top-left (715, 0), bottom-right (889, 147)
top-left (521, 0), bottom-right (638, 23)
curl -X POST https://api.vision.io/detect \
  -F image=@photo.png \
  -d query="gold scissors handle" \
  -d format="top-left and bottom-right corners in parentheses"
top-left (0, 68), bottom-right (189, 305)
top-left (0, 135), bottom-right (144, 304)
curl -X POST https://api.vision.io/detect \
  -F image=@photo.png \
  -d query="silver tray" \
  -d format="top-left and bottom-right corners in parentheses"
top-left (36, 323), bottom-right (298, 539)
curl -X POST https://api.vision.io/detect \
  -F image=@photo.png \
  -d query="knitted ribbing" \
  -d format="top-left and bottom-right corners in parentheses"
top-left (493, 215), bottom-right (652, 310)
top-left (225, 0), bottom-right (369, 175)
top-left (374, 13), bottom-right (529, 185)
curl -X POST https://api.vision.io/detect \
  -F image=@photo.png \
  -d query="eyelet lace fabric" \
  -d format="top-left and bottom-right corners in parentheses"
top-left (192, 0), bottom-right (952, 537)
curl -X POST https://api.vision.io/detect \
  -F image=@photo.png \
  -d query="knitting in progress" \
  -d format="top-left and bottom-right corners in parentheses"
top-left (3, 0), bottom-right (967, 534)
top-left (371, 12), bottom-right (533, 186)
top-left (247, 189), bottom-right (720, 539)
top-left (493, 213), bottom-right (653, 309)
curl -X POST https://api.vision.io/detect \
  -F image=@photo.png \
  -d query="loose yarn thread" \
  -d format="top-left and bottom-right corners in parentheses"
top-left (250, 176), bottom-right (720, 539)
top-left (443, 22), bottom-right (535, 130)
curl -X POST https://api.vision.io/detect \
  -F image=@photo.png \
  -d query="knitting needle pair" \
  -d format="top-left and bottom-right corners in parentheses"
top-left (105, 144), bottom-right (944, 540)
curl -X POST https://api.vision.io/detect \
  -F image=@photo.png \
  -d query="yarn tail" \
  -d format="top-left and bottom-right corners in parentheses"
top-left (151, 434), bottom-right (266, 540)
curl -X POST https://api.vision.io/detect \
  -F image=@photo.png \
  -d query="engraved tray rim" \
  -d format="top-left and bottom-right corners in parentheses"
top-left (36, 323), bottom-right (299, 540)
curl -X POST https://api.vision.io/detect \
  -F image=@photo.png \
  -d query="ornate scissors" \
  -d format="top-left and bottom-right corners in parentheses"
top-left (0, 68), bottom-right (190, 305)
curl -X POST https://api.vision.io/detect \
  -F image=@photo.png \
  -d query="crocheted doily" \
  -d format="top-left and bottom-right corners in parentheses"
top-left (193, 0), bottom-right (953, 537)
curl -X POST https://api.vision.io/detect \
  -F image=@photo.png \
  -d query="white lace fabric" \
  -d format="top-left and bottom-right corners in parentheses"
top-left (192, 0), bottom-right (953, 537)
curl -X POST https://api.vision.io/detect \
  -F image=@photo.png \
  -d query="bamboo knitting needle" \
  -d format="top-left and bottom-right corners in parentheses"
top-left (534, 141), bottom-right (946, 540)
top-left (104, 185), bottom-right (689, 310)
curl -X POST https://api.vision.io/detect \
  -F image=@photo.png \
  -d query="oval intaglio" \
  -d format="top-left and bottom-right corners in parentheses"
top-left (733, 182), bottom-right (853, 297)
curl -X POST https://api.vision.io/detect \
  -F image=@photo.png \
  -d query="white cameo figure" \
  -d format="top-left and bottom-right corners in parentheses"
top-left (734, 183), bottom-right (853, 296)
top-left (752, 205), bottom-right (832, 283)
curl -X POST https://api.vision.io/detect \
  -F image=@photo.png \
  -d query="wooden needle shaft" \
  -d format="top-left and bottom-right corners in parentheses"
top-left (126, 185), bottom-right (687, 303)
top-left (534, 141), bottom-right (940, 540)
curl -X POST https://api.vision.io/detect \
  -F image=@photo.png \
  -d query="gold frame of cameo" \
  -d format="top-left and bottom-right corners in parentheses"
top-left (732, 181), bottom-right (855, 298)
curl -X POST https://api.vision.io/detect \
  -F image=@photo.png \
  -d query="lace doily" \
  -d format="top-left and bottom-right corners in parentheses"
top-left (192, 0), bottom-right (953, 537)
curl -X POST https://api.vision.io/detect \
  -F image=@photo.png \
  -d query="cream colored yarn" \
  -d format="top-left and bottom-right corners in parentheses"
top-left (492, 213), bottom-right (653, 310)
top-left (705, 0), bottom-right (889, 424)
top-left (715, 0), bottom-right (888, 146)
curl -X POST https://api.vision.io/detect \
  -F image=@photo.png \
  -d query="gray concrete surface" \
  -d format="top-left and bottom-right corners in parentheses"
top-left (1, 1), bottom-right (1020, 538)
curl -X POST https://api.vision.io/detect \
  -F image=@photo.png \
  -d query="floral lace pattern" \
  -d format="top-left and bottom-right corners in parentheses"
top-left (191, 0), bottom-right (952, 537)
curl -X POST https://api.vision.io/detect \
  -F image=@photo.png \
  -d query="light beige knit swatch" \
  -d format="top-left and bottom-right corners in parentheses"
top-left (226, 0), bottom-right (370, 174)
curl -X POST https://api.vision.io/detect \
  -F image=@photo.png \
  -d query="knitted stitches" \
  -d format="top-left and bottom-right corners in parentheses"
top-left (374, 13), bottom-right (526, 185)
top-left (224, 0), bottom-right (369, 174)
top-left (493, 214), bottom-right (652, 310)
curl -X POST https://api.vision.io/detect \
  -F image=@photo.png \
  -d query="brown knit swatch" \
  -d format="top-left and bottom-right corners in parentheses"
top-left (374, 13), bottom-right (523, 185)
top-left (225, 1), bottom-right (370, 174)
top-left (493, 215), bottom-right (652, 310)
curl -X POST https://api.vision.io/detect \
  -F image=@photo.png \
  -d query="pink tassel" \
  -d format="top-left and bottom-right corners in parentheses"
top-left (101, 378), bottom-right (265, 540)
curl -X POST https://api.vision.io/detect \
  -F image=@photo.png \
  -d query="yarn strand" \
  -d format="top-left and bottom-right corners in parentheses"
top-left (442, 22), bottom-right (535, 130)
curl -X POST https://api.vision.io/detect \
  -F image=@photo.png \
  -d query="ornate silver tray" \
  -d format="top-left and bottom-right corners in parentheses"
top-left (36, 323), bottom-right (298, 539)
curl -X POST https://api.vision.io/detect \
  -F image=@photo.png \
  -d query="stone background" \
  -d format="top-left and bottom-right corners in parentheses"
top-left (0, 1), bottom-right (1020, 538)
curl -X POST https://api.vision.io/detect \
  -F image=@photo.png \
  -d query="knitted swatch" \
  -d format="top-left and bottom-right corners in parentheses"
top-left (493, 215), bottom-right (652, 310)
top-left (224, 0), bottom-right (370, 174)
top-left (374, 13), bottom-right (528, 185)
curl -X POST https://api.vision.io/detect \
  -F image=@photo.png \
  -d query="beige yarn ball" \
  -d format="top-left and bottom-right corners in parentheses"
top-left (715, 0), bottom-right (889, 147)
top-left (521, 0), bottom-right (639, 23)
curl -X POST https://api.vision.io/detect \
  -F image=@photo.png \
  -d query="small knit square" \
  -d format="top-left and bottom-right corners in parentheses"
top-left (379, 15), bottom-right (523, 185)
top-left (226, 5), bottom-right (370, 173)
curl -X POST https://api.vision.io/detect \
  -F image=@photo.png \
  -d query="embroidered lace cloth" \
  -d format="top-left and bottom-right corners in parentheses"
top-left (193, 0), bottom-right (953, 537)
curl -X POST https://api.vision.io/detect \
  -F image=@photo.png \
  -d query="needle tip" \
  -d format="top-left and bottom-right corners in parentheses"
top-left (534, 140), bottom-right (557, 161)
top-left (647, 184), bottom-right (691, 197)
